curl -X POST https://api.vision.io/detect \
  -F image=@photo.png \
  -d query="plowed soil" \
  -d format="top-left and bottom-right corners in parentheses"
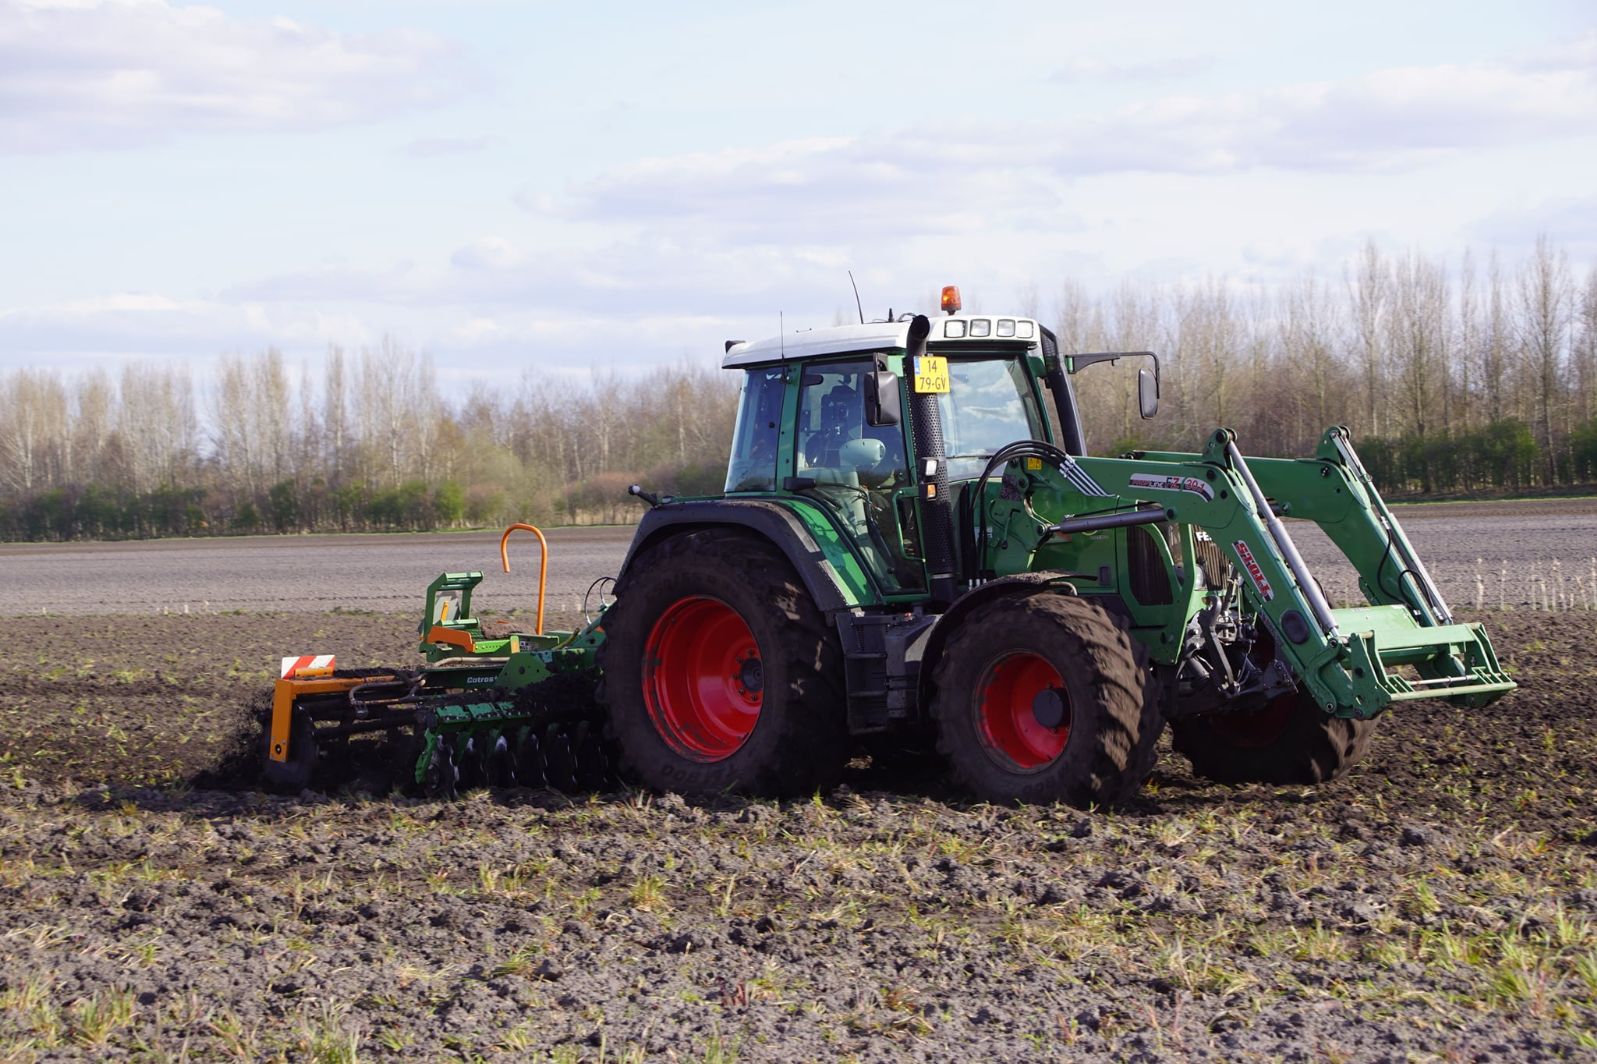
top-left (1, 606), bottom-right (1593, 1061)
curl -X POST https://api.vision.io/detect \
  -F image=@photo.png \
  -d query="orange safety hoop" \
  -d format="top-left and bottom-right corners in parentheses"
top-left (499, 522), bottom-right (549, 635)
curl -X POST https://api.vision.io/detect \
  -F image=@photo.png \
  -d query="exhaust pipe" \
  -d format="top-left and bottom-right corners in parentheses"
top-left (906, 314), bottom-right (957, 606)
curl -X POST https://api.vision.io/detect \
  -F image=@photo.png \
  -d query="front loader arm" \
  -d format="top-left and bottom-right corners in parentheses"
top-left (982, 427), bottom-right (1515, 720)
top-left (1241, 427), bottom-right (1453, 625)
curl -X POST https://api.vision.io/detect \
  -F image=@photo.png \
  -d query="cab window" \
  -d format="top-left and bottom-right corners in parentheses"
top-left (935, 357), bottom-right (1048, 479)
top-left (796, 360), bottom-right (906, 489)
top-left (795, 359), bottom-right (921, 591)
top-left (724, 367), bottom-right (785, 493)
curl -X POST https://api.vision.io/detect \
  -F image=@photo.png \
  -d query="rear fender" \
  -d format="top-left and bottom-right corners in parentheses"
top-left (616, 500), bottom-right (877, 612)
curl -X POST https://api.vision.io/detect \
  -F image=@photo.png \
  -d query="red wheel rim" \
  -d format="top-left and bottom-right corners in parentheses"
top-left (1210, 692), bottom-right (1295, 749)
top-left (976, 652), bottom-right (1070, 770)
top-left (643, 596), bottom-right (762, 762)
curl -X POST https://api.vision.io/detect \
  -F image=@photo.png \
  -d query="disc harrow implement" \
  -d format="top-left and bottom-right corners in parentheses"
top-left (262, 530), bottom-right (622, 798)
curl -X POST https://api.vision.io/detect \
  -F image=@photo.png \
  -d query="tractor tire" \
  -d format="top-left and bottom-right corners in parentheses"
top-left (261, 709), bottom-right (317, 794)
top-left (1171, 693), bottom-right (1377, 785)
top-left (930, 592), bottom-right (1162, 807)
top-left (598, 528), bottom-right (846, 797)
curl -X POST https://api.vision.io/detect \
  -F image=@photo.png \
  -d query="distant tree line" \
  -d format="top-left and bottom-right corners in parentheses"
top-left (0, 342), bottom-right (736, 540)
top-left (1, 238), bottom-right (1594, 541)
top-left (1046, 236), bottom-right (1597, 494)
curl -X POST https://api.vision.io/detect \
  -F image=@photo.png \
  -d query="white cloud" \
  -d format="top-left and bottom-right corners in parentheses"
top-left (218, 263), bottom-right (419, 305)
top-left (1049, 54), bottom-right (1211, 84)
top-left (0, 0), bottom-right (469, 153)
top-left (7, 27), bottom-right (1593, 383)
top-left (1511, 29), bottom-right (1597, 73)
top-left (1070, 47), bottom-right (1597, 173)
top-left (225, 233), bottom-right (859, 320)
top-left (399, 135), bottom-right (493, 158)
top-left (555, 134), bottom-right (1070, 244)
top-left (1224, 62), bottom-right (1597, 167)
top-left (0, 288), bottom-right (377, 361)
top-left (0, 270), bottom-right (777, 383)
top-left (450, 237), bottom-right (525, 271)
top-left (1472, 195), bottom-right (1597, 261)
top-left (551, 48), bottom-right (1597, 242)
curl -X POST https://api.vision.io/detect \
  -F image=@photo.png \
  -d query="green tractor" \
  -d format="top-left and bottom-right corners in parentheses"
top-left (263, 291), bottom-right (1515, 806)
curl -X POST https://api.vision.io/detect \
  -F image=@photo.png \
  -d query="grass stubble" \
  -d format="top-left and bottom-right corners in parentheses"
top-left (0, 609), bottom-right (1591, 1061)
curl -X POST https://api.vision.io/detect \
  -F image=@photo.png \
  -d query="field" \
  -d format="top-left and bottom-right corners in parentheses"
top-left (1, 505), bottom-right (1595, 1061)
top-left (4, 497), bottom-right (1595, 617)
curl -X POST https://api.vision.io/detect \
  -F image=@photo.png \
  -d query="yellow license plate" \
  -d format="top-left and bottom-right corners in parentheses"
top-left (913, 355), bottom-right (949, 394)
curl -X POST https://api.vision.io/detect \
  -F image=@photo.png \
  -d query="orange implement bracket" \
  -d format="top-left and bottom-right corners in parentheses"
top-left (499, 522), bottom-right (549, 636)
top-left (268, 674), bottom-right (396, 763)
top-left (425, 625), bottom-right (477, 653)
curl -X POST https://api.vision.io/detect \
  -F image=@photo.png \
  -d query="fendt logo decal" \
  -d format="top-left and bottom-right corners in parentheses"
top-left (1128, 472), bottom-right (1215, 501)
top-left (1232, 540), bottom-right (1274, 601)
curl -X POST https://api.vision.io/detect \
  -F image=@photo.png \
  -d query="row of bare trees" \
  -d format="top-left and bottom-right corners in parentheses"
top-left (1057, 238), bottom-right (1597, 487)
top-left (0, 345), bottom-right (737, 539)
top-left (1, 239), bottom-right (1594, 540)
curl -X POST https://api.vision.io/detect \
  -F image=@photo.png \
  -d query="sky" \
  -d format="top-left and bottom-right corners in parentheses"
top-left (1, 0), bottom-right (1594, 389)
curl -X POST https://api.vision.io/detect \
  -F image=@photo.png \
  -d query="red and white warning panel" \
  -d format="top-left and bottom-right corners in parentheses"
top-left (280, 654), bottom-right (336, 679)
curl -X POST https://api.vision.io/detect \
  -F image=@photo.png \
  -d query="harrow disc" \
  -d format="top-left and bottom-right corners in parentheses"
top-left (573, 721), bottom-right (618, 791)
top-left (383, 729), bottom-right (421, 778)
top-left (422, 738), bottom-right (460, 800)
top-left (512, 727), bottom-right (547, 789)
top-left (459, 734), bottom-right (491, 791)
top-left (487, 731), bottom-right (518, 788)
top-left (264, 670), bottom-right (618, 799)
top-left (541, 723), bottom-right (579, 791)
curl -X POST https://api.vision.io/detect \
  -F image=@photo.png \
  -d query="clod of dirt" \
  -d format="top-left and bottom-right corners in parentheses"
top-left (188, 691), bottom-right (270, 791)
top-left (1399, 824), bottom-right (1437, 847)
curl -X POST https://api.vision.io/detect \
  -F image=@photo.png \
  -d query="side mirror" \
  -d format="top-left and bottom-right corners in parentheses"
top-left (1137, 367), bottom-right (1159, 420)
top-left (866, 369), bottom-right (901, 427)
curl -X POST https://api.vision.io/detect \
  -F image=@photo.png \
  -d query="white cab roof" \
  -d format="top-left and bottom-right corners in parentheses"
top-left (722, 314), bottom-right (1041, 368)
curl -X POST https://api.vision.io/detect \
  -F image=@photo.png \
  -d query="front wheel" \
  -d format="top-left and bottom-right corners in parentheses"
top-left (931, 592), bottom-right (1162, 806)
top-left (598, 529), bottom-right (847, 797)
top-left (1171, 693), bottom-right (1378, 785)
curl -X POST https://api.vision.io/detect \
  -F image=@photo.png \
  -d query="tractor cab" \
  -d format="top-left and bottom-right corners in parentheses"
top-left (722, 304), bottom-right (1070, 597)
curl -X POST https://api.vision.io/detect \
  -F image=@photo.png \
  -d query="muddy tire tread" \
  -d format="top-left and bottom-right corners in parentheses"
top-left (930, 592), bottom-right (1162, 806)
top-left (1171, 698), bottom-right (1378, 785)
top-left (597, 528), bottom-right (847, 797)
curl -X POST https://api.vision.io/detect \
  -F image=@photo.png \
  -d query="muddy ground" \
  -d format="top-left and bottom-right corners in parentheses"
top-left (0, 606), bottom-right (1592, 1062)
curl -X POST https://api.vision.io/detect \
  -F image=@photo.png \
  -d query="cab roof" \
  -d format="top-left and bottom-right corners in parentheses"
top-left (721, 314), bottom-right (1042, 369)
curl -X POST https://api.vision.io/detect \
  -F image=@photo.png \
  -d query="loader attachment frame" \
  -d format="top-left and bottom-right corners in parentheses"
top-left (1011, 427), bottom-right (1513, 720)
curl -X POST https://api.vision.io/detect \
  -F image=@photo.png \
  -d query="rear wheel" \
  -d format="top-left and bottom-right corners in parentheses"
top-left (598, 529), bottom-right (846, 797)
top-left (1171, 693), bottom-right (1377, 784)
top-left (931, 592), bottom-right (1162, 806)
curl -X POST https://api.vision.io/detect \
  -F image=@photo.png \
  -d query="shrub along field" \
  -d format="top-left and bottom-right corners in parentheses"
top-left (0, 606), bottom-right (1593, 1061)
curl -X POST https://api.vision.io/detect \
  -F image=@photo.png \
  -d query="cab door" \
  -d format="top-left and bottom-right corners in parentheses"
top-left (792, 359), bottom-right (924, 593)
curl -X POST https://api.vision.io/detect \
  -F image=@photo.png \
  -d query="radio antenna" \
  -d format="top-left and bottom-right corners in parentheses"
top-left (779, 311), bottom-right (784, 358)
top-left (847, 271), bottom-right (865, 324)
